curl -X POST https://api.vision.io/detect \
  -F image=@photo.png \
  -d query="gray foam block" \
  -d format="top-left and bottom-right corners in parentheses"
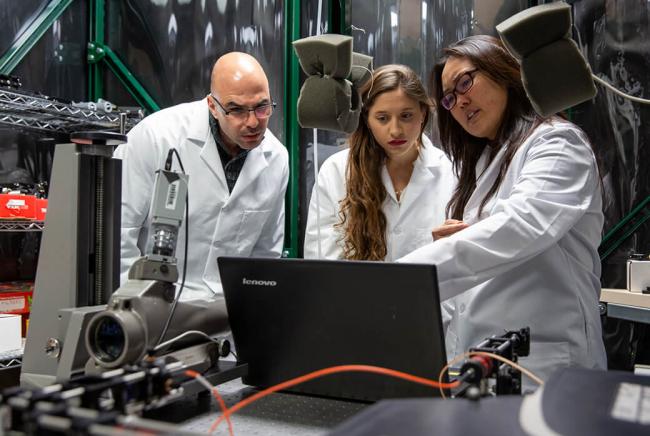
top-left (297, 76), bottom-right (361, 133)
top-left (292, 34), bottom-right (353, 79)
top-left (496, 2), bottom-right (571, 60)
top-left (521, 38), bottom-right (597, 117)
top-left (348, 52), bottom-right (373, 89)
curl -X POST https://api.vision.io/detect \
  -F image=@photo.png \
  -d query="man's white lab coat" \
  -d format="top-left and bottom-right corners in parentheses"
top-left (115, 99), bottom-right (289, 300)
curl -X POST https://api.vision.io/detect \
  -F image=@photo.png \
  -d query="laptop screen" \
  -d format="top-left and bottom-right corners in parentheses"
top-left (218, 257), bottom-right (448, 401)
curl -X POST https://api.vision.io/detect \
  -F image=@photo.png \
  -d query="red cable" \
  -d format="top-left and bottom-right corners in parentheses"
top-left (209, 364), bottom-right (460, 434)
top-left (185, 369), bottom-right (234, 436)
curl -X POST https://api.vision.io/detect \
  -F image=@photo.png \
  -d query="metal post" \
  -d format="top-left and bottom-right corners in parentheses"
top-left (88, 0), bottom-right (105, 101)
top-left (87, 0), bottom-right (160, 113)
top-left (101, 44), bottom-right (161, 113)
top-left (328, 0), bottom-right (349, 35)
top-left (119, 112), bottom-right (127, 134)
top-left (283, 0), bottom-right (301, 258)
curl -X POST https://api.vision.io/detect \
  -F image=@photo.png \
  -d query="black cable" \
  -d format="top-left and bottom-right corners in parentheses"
top-left (149, 330), bottom-right (229, 356)
top-left (156, 148), bottom-right (189, 346)
top-left (164, 149), bottom-right (174, 170)
top-left (165, 148), bottom-right (186, 173)
top-left (455, 367), bottom-right (478, 385)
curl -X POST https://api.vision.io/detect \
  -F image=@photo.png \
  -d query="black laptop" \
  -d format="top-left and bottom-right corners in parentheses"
top-left (218, 257), bottom-right (448, 401)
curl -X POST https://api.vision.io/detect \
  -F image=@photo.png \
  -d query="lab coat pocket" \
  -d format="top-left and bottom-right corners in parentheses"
top-left (520, 341), bottom-right (571, 384)
top-left (235, 209), bottom-right (271, 254)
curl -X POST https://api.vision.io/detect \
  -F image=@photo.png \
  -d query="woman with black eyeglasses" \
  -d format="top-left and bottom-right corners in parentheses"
top-left (400, 35), bottom-right (606, 386)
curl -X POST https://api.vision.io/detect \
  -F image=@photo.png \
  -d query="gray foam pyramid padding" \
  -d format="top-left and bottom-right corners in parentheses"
top-left (496, 2), bottom-right (571, 60)
top-left (496, 1), bottom-right (597, 116)
top-left (292, 33), bottom-right (371, 134)
top-left (292, 34), bottom-right (353, 78)
top-left (297, 76), bottom-right (361, 133)
top-left (521, 38), bottom-right (596, 117)
top-left (349, 52), bottom-right (373, 89)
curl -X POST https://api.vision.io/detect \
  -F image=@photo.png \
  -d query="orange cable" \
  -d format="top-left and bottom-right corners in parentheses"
top-left (209, 364), bottom-right (460, 434)
top-left (185, 370), bottom-right (234, 436)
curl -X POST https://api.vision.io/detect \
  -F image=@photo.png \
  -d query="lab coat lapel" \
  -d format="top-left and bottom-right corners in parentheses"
top-left (381, 165), bottom-right (398, 204)
top-left (400, 141), bottom-right (440, 212)
top-left (186, 101), bottom-right (223, 180)
top-left (197, 126), bottom-right (229, 195)
top-left (464, 145), bottom-right (507, 223)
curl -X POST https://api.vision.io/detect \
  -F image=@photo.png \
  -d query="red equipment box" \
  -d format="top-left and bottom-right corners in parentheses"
top-left (0, 281), bottom-right (33, 315)
top-left (35, 198), bottom-right (48, 221)
top-left (0, 282), bottom-right (34, 337)
top-left (0, 194), bottom-right (37, 220)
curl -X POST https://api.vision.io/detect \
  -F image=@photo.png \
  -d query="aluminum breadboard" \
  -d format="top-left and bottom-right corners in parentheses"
top-left (180, 379), bottom-right (368, 435)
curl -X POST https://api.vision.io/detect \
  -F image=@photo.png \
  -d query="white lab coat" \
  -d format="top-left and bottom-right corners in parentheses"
top-left (114, 99), bottom-right (289, 300)
top-left (399, 120), bottom-right (607, 384)
top-left (304, 136), bottom-right (456, 261)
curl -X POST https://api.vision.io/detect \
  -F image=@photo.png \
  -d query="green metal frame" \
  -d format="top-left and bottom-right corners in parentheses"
top-left (283, 0), bottom-right (302, 258)
top-left (87, 41), bottom-right (160, 113)
top-left (88, 0), bottom-right (105, 101)
top-left (599, 195), bottom-right (650, 261)
top-left (0, 0), bottom-right (73, 74)
top-left (328, 0), bottom-right (349, 35)
top-left (87, 0), bottom-right (160, 113)
top-left (282, 0), bottom-right (348, 258)
top-left (0, 0), bottom-right (159, 113)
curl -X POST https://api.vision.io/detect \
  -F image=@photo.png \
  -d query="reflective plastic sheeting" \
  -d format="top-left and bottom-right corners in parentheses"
top-left (349, 0), bottom-right (527, 101)
top-left (105, 0), bottom-right (286, 141)
top-left (570, 0), bottom-right (650, 371)
top-left (299, 0), bottom-right (650, 277)
top-left (0, 2), bottom-right (48, 56)
top-left (0, 1), bottom-right (88, 100)
top-left (571, 0), bottom-right (650, 287)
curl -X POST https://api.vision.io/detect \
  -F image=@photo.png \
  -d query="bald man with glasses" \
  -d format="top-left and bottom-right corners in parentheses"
top-left (114, 52), bottom-right (289, 301)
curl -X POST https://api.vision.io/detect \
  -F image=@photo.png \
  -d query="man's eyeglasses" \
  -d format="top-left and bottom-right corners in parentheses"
top-left (440, 69), bottom-right (479, 111)
top-left (210, 94), bottom-right (276, 120)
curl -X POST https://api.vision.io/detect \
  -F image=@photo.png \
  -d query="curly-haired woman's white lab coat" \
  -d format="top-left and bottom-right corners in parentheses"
top-left (304, 136), bottom-right (456, 261)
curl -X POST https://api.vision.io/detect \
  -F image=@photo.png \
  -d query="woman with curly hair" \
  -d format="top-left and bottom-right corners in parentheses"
top-left (304, 64), bottom-right (455, 261)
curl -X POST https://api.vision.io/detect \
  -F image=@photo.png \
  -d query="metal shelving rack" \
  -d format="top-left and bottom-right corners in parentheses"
top-left (0, 85), bottom-right (142, 234)
top-left (0, 86), bottom-right (142, 135)
top-left (0, 348), bottom-right (23, 391)
top-left (0, 220), bottom-right (45, 232)
top-left (0, 351), bottom-right (22, 369)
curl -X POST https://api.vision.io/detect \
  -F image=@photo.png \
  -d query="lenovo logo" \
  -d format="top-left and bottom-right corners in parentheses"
top-left (242, 278), bottom-right (277, 287)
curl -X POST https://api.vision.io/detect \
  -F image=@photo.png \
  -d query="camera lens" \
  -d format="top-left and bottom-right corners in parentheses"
top-left (92, 317), bottom-right (125, 363)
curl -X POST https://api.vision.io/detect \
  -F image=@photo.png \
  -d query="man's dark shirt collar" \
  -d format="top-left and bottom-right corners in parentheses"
top-left (208, 114), bottom-right (249, 193)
